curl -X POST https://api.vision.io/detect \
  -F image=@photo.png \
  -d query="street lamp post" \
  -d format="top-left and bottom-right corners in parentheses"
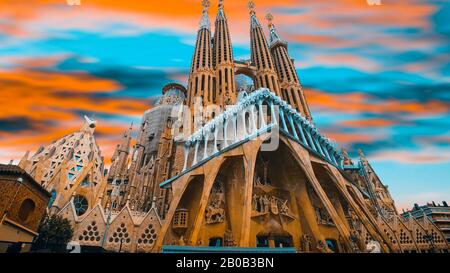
top-left (118, 238), bottom-right (125, 253)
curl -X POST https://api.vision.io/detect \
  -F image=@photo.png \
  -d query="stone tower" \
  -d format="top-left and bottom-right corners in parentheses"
top-left (213, 0), bottom-right (237, 107)
top-left (187, 0), bottom-right (214, 109)
top-left (108, 124), bottom-right (132, 179)
top-left (248, 1), bottom-right (281, 97)
top-left (103, 83), bottom-right (186, 218)
top-left (266, 14), bottom-right (312, 121)
top-left (105, 124), bottom-right (133, 211)
top-left (18, 116), bottom-right (106, 216)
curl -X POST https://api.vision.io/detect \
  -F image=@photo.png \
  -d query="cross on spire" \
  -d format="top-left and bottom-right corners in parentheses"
top-left (248, 0), bottom-right (255, 13)
top-left (202, 0), bottom-right (210, 11)
top-left (265, 13), bottom-right (274, 28)
top-left (199, 0), bottom-right (211, 30)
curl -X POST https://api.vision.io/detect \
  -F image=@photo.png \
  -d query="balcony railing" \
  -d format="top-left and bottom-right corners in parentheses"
top-left (161, 88), bottom-right (343, 188)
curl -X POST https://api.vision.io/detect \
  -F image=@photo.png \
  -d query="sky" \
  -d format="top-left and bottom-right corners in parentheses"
top-left (0, 0), bottom-right (448, 211)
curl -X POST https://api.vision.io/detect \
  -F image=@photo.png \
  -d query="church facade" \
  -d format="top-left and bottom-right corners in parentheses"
top-left (16, 0), bottom-right (449, 253)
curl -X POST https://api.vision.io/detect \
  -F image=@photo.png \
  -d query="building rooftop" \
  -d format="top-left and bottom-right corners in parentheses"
top-left (0, 164), bottom-right (51, 197)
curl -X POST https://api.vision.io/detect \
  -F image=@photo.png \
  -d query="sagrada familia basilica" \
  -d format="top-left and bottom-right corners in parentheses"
top-left (16, 1), bottom-right (449, 253)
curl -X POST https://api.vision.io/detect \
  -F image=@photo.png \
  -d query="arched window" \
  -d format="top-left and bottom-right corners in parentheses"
top-left (173, 209), bottom-right (188, 229)
top-left (19, 199), bottom-right (36, 223)
top-left (73, 195), bottom-right (88, 216)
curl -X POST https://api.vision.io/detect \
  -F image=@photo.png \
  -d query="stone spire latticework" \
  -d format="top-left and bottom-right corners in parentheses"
top-left (249, 1), bottom-right (281, 97)
top-left (265, 13), bottom-right (312, 121)
top-left (108, 124), bottom-right (133, 179)
top-left (18, 116), bottom-right (106, 214)
top-left (187, 0), bottom-right (214, 107)
top-left (213, 0), bottom-right (237, 107)
top-left (199, 0), bottom-right (211, 30)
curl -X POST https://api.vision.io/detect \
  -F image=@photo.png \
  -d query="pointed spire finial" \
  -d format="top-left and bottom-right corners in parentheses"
top-left (216, 0), bottom-right (226, 21)
top-left (265, 13), bottom-right (286, 47)
top-left (249, 0), bottom-right (261, 28)
top-left (199, 0), bottom-right (211, 30)
top-left (202, 0), bottom-right (210, 10)
top-left (81, 115), bottom-right (97, 133)
top-left (248, 0), bottom-right (255, 13)
top-left (266, 13), bottom-right (274, 28)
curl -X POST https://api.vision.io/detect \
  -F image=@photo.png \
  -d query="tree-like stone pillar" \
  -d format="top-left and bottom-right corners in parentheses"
top-left (269, 100), bottom-right (277, 125)
top-left (295, 120), bottom-right (308, 145)
top-left (193, 140), bottom-right (200, 165)
top-left (182, 144), bottom-right (189, 171)
top-left (213, 125), bottom-right (219, 154)
top-left (250, 105), bottom-right (258, 134)
top-left (305, 129), bottom-right (317, 152)
top-left (279, 108), bottom-right (288, 131)
top-left (287, 114), bottom-right (299, 140)
top-left (203, 132), bottom-right (209, 160)
top-left (258, 100), bottom-right (266, 128)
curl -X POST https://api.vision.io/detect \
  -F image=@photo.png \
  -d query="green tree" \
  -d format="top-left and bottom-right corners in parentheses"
top-left (32, 213), bottom-right (74, 252)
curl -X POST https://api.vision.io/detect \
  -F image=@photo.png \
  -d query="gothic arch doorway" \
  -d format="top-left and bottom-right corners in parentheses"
top-left (249, 139), bottom-right (307, 248)
top-left (167, 175), bottom-right (205, 245)
top-left (200, 156), bottom-right (246, 247)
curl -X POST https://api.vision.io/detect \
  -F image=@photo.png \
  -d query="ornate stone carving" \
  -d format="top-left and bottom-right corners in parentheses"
top-left (314, 207), bottom-right (334, 226)
top-left (224, 229), bottom-right (237, 247)
top-left (316, 240), bottom-right (331, 253)
top-left (251, 187), bottom-right (295, 219)
top-left (300, 234), bottom-right (312, 252)
top-left (205, 179), bottom-right (225, 224)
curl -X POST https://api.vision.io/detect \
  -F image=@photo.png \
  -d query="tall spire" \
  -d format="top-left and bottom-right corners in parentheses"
top-left (265, 13), bottom-right (312, 121)
top-left (199, 0), bottom-right (211, 30)
top-left (187, 0), bottom-right (214, 107)
top-left (213, 0), bottom-right (236, 106)
top-left (249, 0), bottom-right (261, 29)
top-left (248, 1), bottom-right (281, 96)
top-left (266, 13), bottom-right (286, 48)
top-left (108, 124), bottom-right (133, 179)
top-left (81, 115), bottom-right (96, 134)
top-left (217, 0), bottom-right (226, 21)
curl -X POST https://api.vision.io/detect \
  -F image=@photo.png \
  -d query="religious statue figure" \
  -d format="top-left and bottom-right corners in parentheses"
top-left (224, 229), bottom-right (237, 247)
top-left (205, 180), bottom-right (226, 224)
top-left (316, 240), bottom-right (330, 253)
top-left (280, 200), bottom-right (289, 215)
top-left (205, 201), bottom-right (225, 224)
top-left (270, 196), bottom-right (279, 215)
top-left (252, 194), bottom-right (258, 211)
top-left (300, 234), bottom-right (312, 252)
top-left (349, 229), bottom-right (361, 251)
top-left (262, 195), bottom-right (270, 213)
top-left (178, 236), bottom-right (186, 246)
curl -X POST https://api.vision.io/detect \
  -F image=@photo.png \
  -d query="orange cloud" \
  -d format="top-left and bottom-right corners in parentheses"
top-left (0, 64), bottom-right (151, 164)
top-left (306, 89), bottom-right (450, 116)
top-left (338, 118), bottom-right (397, 128)
top-left (0, 0), bottom-right (437, 40)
